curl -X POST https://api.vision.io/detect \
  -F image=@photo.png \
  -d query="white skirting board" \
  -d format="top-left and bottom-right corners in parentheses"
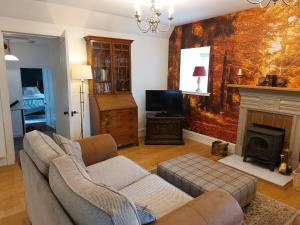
top-left (183, 129), bottom-right (236, 153)
top-left (219, 155), bottom-right (293, 187)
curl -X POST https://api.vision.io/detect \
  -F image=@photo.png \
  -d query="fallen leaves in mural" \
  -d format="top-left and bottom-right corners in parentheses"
top-left (169, 4), bottom-right (300, 143)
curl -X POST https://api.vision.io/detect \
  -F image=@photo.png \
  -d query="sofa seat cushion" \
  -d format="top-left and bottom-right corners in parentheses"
top-left (23, 130), bottom-right (65, 177)
top-left (120, 174), bottom-right (193, 219)
top-left (87, 155), bottom-right (150, 190)
top-left (49, 155), bottom-right (140, 225)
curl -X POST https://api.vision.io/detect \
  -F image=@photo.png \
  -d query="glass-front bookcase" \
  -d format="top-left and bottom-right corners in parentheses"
top-left (85, 36), bottom-right (133, 95)
top-left (84, 36), bottom-right (138, 147)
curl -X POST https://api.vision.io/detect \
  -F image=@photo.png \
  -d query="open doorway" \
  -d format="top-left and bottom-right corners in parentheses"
top-left (21, 68), bottom-right (55, 129)
top-left (3, 32), bottom-right (71, 153)
top-left (21, 68), bottom-right (55, 127)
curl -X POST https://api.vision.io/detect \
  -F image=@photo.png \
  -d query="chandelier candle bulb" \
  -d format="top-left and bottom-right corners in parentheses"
top-left (155, 1), bottom-right (162, 10)
top-left (168, 7), bottom-right (174, 18)
top-left (134, 4), bottom-right (141, 16)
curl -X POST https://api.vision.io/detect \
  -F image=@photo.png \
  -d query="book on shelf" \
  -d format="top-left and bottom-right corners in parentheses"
top-left (101, 69), bottom-right (107, 81)
top-left (94, 68), bottom-right (110, 82)
top-left (103, 82), bottom-right (110, 93)
top-left (95, 82), bottom-right (111, 94)
top-left (95, 83), bottom-right (100, 93)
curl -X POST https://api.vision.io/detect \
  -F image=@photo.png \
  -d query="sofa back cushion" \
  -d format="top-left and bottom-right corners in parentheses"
top-left (53, 133), bottom-right (88, 171)
top-left (49, 155), bottom-right (141, 225)
top-left (23, 130), bottom-right (65, 177)
top-left (20, 151), bottom-right (74, 225)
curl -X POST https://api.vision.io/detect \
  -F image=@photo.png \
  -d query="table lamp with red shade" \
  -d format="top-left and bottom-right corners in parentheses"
top-left (193, 66), bottom-right (206, 92)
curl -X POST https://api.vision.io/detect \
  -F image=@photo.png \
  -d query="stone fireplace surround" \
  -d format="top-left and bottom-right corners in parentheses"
top-left (228, 85), bottom-right (300, 170)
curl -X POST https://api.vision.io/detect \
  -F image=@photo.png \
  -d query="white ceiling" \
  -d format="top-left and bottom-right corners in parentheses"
top-left (36, 0), bottom-right (255, 25)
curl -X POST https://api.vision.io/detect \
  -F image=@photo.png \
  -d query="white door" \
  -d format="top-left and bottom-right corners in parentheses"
top-left (42, 68), bottom-right (55, 128)
top-left (51, 32), bottom-right (71, 138)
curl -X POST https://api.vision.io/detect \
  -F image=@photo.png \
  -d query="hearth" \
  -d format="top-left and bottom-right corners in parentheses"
top-left (243, 124), bottom-right (285, 171)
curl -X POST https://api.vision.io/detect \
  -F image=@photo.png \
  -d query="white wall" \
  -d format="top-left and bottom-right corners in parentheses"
top-left (0, 2), bottom-right (170, 165)
top-left (67, 28), bottom-right (169, 139)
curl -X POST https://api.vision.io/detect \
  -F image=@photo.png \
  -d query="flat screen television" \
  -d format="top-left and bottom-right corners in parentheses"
top-left (146, 90), bottom-right (183, 114)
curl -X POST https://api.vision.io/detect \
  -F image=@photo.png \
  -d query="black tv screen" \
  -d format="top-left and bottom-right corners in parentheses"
top-left (146, 90), bottom-right (183, 113)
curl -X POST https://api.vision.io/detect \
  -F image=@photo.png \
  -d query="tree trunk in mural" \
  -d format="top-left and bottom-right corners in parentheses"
top-left (202, 17), bottom-right (235, 111)
top-left (168, 27), bottom-right (182, 90)
top-left (220, 51), bottom-right (228, 109)
top-left (206, 45), bottom-right (214, 111)
top-left (227, 67), bottom-right (235, 110)
top-left (203, 27), bottom-right (215, 109)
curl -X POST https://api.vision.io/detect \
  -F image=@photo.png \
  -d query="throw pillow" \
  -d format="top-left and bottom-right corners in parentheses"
top-left (135, 204), bottom-right (156, 225)
top-left (53, 134), bottom-right (87, 172)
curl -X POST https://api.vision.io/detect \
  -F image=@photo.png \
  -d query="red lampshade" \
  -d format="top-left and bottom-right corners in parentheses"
top-left (193, 66), bottom-right (206, 77)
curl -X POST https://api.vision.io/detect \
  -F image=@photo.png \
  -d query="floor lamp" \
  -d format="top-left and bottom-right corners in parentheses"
top-left (71, 65), bottom-right (93, 138)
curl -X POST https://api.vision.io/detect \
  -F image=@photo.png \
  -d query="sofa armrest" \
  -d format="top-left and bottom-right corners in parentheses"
top-left (77, 134), bottom-right (118, 166)
top-left (293, 214), bottom-right (300, 225)
top-left (153, 191), bottom-right (243, 225)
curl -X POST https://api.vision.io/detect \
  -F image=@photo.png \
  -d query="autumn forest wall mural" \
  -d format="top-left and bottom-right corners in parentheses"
top-left (168, 5), bottom-right (300, 143)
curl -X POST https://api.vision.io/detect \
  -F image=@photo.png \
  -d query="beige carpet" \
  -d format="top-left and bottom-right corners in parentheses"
top-left (243, 192), bottom-right (298, 225)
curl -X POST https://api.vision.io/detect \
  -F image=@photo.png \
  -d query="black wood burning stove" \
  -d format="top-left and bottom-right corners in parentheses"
top-left (243, 124), bottom-right (285, 171)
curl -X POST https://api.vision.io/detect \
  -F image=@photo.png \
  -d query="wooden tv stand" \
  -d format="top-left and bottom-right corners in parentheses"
top-left (145, 113), bottom-right (185, 145)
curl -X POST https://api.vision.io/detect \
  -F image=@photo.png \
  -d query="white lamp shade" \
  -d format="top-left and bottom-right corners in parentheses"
top-left (5, 54), bottom-right (19, 61)
top-left (71, 65), bottom-right (93, 81)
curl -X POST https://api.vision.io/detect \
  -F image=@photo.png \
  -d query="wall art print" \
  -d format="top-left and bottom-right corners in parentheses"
top-left (168, 5), bottom-right (300, 143)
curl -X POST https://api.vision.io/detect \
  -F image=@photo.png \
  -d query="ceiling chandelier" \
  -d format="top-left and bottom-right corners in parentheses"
top-left (134, 0), bottom-right (174, 33)
top-left (247, 0), bottom-right (297, 7)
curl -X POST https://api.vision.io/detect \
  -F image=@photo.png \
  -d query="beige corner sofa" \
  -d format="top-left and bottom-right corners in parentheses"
top-left (20, 131), bottom-right (244, 225)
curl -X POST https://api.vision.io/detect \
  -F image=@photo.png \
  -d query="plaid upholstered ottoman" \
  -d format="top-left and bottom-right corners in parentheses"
top-left (157, 153), bottom-right (257, 208)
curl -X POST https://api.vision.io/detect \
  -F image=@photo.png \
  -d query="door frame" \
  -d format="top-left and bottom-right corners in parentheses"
top-left (0, 29), bottom-right (72, 166)
top-left (0, 33), bottom-right (15, 166)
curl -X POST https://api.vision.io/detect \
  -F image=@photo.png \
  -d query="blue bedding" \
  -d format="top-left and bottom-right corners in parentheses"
top-left (23, 87), bottom-right (45, 116)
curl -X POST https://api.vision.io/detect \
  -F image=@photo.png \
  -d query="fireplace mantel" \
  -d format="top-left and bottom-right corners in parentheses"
top-left (229, 84), bottom-right (300, 169)
top-left (228, 84), bottom-right (300, 93)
